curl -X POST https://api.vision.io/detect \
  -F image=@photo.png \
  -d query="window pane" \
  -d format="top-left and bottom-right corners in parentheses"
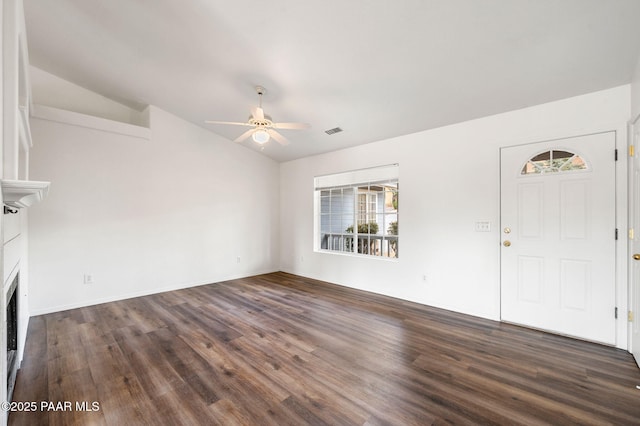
top-left (560, 154), bottom-right (586, 171)
top-left (388, 236), bottom-right (398, 258)
top-left (385, 188), bottom-right (398, 212)
top-left (320, 195), bottom-right (331, 213)
top-left (330, 216), bottom-right (343, 234)
top-left (552, 150), bottom-right (572, 159)
top-left (375, 213), bottom-right (384, 235)
top-left (531, 151), bottom-right (550, 162)
top-left (385, 215), bottom-right (398, 236)
top-left (343, 234), bottom-right (354, 252)
top-left (342, 216), bottom-right (353, 233)
top-left (320, 214), bottom-right (331, 233)
top-left (357, 193), bottom-right (367, 225)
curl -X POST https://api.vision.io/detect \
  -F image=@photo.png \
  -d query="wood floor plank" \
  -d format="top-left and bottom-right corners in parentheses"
top-left (97, 374), bottom-right (156, 426)
top-left (9, 272), bottom-right (640, 425)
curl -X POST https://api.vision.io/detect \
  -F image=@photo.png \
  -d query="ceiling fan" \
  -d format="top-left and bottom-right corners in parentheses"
top-left (205, 86), bottom-right (310, 146)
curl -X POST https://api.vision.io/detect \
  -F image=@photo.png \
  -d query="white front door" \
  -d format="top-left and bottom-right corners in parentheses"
top-left (630, 121), bottom-right (640, 367)
top-left (500, 132), bottom-right (617, 345)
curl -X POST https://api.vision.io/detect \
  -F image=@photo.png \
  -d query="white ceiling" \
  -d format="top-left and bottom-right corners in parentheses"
top-left (23, 0), bottom-right (640, 162)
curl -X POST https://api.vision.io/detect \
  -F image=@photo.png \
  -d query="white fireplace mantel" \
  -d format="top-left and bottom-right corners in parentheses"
top-left (1, 179), bottom-right (50, 209)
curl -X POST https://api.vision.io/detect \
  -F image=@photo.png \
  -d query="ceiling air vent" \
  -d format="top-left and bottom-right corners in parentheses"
top-left (325, 127), bottom-right (343, 135)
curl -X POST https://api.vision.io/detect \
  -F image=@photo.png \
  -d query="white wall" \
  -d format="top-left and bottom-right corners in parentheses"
top-left (280, 85), bottom-right (630, 331)
top-left (30, 66), bottom-right (146, 126)
top-left (27, 105), bottom-right (280, 314)
top-left (633, 55), bottom-right (640, 120)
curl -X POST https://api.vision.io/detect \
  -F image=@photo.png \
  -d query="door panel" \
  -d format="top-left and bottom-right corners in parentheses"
top-left (559, 259), bottom-right (589, 310)
top-left (518, 183), bottom-right (543, 239)
top-left (560, 180), bottom-right (589, 239)
top-left (501, 132), bottom-right (616, 345)
top-left (517, 256), bottom-right (543, 303)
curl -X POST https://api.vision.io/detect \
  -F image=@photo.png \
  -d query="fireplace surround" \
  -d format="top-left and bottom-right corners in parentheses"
top-left (6, 273), bottom-right (18, 402)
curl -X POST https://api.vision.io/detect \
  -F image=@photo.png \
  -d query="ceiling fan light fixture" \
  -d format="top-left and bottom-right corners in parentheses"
top-left (205, 85), bottom-right (307, 147)
top-left (252, 129), bottom-right (270, 144)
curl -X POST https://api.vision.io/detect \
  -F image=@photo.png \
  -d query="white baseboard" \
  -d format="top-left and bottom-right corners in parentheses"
top-left (29, 269), bottom-right (279, 316)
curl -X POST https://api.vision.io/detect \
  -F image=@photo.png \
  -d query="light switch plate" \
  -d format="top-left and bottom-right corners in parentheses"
top-left (475, 221), bottom-right (491, 232)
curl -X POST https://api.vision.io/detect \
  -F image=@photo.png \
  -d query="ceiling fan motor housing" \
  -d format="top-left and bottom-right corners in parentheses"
top-left (249, 117), bottom-right (272, 127)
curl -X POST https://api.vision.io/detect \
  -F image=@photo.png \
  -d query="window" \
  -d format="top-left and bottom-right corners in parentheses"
top-left (521, 150), bottom-right (588, 175)
top-left (315, 164), bottom-right (398, 258)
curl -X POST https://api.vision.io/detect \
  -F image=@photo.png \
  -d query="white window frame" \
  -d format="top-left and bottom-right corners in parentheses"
top-left (314, 164), bottom-right (398, 259)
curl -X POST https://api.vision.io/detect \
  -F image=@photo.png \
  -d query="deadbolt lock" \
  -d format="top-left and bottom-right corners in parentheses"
top-left (504, 227), bottom-right (511, 234)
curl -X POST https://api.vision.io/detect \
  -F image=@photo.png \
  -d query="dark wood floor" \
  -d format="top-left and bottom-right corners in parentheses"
top-left (8, 272), bottom-right (640, 425)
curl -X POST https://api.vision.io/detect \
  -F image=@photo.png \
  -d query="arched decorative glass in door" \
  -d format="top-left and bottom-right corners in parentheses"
top-left (520, 150), bottom-right (588, 175)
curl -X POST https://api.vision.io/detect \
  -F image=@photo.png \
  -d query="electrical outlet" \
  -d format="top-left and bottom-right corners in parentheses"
top-left (236, 256), bottom-right (241, 264)
top-left (83, 274), bottom-right (94, 285)
top-left (422, 274), bottom-right (427, 282)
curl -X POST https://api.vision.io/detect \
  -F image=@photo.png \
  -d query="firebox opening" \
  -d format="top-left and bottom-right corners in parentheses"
top-left (6, 273), bottom-right (18, 402)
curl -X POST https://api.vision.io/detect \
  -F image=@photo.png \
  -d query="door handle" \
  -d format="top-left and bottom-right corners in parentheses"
top-left (634, 254), bottom-right (640, 260)
top-left (503, 240), bottom-right (511, 247)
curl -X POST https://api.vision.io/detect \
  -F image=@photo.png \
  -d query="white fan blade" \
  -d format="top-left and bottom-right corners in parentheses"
top-left (234, 128), bottom-right (255, 143)
top-left (273, 122), bottom-right (311, 130)
top-left (205, 120), bottom-right (252, 127)
top-left (252, 106), bottom-right (265, 120)
top-left (268, 129), bottom-right (290, 146)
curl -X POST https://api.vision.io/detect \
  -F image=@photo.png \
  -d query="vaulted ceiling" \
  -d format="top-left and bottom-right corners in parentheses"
top-left (24, 0), bottom-right (640, 162)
